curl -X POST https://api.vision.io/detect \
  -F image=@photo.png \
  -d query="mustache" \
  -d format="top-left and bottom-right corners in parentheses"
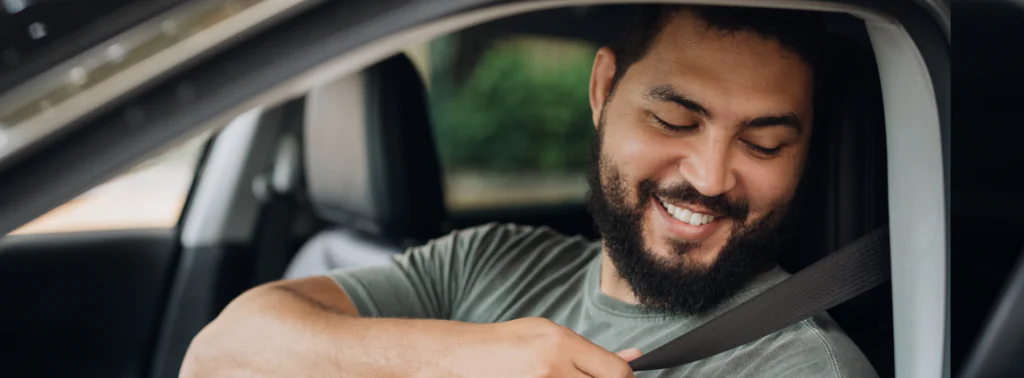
top-left (639, 180), bottom-right (749, 222)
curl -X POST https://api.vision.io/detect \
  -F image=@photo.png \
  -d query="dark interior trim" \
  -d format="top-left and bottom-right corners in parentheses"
top-left (0, 0), bottom-right (189, 94)
top-left (959, 250), bottom-right (1024, 378)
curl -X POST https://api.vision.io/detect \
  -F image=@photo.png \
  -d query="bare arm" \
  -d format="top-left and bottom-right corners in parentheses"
top-left (181, 276), bottom-right (463, 377)
top-left (180, 276), bottom-right (639, 378)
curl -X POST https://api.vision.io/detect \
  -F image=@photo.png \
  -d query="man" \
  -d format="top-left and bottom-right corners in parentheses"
top-left (181, 5), bottom-right (877, 377)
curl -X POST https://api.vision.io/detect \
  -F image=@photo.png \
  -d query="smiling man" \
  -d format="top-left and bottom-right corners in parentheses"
top-left (182, 5), bottom-right (877, 378)
top-left (586, 6), bottom-right (817, 318)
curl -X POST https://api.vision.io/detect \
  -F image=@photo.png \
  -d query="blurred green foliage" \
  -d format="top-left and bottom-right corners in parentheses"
top-left (430, 37), bottom-right (596, 173)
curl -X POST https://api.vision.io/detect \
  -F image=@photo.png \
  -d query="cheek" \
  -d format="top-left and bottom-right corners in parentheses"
top-left (617, 135), bottom-right (649, 164)
top-left (737, 157), bottom-right (803, 216)
top-left (601, 118), bottom-right (677, 182)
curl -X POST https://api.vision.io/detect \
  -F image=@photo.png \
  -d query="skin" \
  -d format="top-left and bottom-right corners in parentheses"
top-left (589, 11), bottom-right (814, 303)
top-left (181, 277), bottom-right (641, 377)
top-left (180, 10), bottom-right (814, 378)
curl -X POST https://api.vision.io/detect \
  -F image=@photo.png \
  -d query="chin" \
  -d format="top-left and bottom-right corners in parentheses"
top-left (643, 218), bottom-right (728, 263)
top-left (641, 235), bottom-right (718, 269)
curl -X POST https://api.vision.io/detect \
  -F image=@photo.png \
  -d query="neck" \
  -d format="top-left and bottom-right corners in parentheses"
top-left (599, 245), bottom-right (641, 304)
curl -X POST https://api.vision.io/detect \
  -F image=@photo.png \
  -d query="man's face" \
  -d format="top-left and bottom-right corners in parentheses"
top-left (587, 11), bottom-right (814, 314)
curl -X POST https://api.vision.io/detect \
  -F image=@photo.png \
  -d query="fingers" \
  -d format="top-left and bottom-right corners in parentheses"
top-left (615, 348), bottom-right (643, 362)
top-left (573, 356), bottom-right (636, 378)
top-left (565, 372), bottom-right (597, 378)
top-left (521, 319), bottom-right (639, 378)
top-left (570, 342), bottom-right (637, 378)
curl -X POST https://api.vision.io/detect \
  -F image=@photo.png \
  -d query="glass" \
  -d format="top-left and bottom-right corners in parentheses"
top-left (408, 34), bottom-right (597, 211)
top-left (8, 131), bottom-right (210, 235)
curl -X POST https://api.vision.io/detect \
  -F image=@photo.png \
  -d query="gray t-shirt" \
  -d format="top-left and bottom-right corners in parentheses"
top-left (330, 223), bottom-right (878, 377)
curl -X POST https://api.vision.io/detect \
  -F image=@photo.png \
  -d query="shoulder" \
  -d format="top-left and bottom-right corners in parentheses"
top-left (416, 222), bottom-right (592, 260)
top-left (420, 222), bottom-right (598, 284)
top-left (400, 223), bottom-right (595, 277)
top-left (449, 222), bottom-right (549, 246)
top-left (695, 268), bottom-right (878, 377)
top-left (409, 223), bottom-right (598, 320)
top-left (739, 313), bottom-right (879, 378)
top-left (658, 311), bottom-right (878, 378)
top-left (418, 222), bottom-right (537, 249)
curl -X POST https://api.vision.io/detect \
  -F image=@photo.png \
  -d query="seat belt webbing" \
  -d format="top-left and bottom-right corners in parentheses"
top-left (630, 226), bottom-right (891, 371)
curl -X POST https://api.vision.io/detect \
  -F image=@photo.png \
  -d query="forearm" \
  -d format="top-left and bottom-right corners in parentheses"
top-left (180, 280), bottom-right (475, 377)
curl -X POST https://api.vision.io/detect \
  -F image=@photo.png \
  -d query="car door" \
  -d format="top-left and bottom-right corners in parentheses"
top-left (0, 132), bottom-right (212, 378)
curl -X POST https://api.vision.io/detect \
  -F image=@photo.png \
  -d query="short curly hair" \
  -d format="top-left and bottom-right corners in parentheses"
top-left (609, 5), bottom-right (825, 94)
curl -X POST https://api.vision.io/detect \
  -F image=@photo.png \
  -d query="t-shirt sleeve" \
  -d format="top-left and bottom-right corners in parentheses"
top-left (327, 223), bottom-right (527, 319)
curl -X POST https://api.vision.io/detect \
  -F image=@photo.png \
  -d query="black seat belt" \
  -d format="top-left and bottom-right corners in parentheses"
top-left (630, 226), bottom-right (891, 372)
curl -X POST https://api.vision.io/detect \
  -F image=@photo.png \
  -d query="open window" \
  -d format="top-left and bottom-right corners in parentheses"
top-left (10, 131), bottom-right (211, 235)
top-left (406, 34), bottom-right (594, 212)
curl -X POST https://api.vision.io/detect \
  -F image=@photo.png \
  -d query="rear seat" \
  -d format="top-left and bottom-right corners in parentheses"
top-left (284, 54), bottom-right (448, 279)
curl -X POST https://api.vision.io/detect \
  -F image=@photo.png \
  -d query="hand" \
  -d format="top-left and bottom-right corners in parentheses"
top-left (439, 317), bottom-right (641, 378)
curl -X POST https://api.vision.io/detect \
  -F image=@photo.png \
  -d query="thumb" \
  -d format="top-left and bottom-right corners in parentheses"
top-left (615, 348), bottom-right (643, 362)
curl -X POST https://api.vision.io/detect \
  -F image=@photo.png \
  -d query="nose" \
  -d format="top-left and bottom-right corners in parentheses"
top-left (678, 137), bottom-right (737, 197)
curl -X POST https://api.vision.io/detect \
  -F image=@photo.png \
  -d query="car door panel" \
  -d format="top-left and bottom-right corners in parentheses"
top-left (0, 229), bottom-right (177, 378)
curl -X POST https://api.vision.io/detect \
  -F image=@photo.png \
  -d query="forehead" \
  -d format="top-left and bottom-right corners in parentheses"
top-left (630, 11), bottom-right (814, 117)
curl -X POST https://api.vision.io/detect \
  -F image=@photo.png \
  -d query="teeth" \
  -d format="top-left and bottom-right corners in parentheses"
top-left (659, 198), bottom-right (715, 225)
top-left (677, 208), bottom-right (693, 222)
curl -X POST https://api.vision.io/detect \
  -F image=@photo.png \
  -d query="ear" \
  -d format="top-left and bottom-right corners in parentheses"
top-left (590, 47), bottom-right (618, 130)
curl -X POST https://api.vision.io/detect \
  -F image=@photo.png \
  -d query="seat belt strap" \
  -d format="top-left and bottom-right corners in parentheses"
top-left (630, 226), bottom-right (891, 371)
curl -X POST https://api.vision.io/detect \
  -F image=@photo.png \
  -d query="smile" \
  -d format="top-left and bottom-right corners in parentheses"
top-left (657, 197), bottom-right (716, 226)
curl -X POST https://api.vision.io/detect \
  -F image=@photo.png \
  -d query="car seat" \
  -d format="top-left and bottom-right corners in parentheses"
top-left (284, 54), bottom-right (448, 279)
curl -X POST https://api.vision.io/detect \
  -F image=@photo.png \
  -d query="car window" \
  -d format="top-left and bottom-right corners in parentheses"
top-left (8, 131), bottom-right (210, 235)
top-left (406, 33), bottom-right (595, 212)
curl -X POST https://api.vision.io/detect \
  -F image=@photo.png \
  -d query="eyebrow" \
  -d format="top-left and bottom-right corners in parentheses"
top-left (643, 84), bottom-right (804, 134)
top-left (643, 85), bottom-right (712, 118)
top-left (743, 113), bottom-right (804, 134)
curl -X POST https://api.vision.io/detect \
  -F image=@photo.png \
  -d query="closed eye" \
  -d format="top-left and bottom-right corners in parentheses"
top-left (651, 114), bottom-right (698, 133)
top-left (742, 140), bottom-right (783, 157)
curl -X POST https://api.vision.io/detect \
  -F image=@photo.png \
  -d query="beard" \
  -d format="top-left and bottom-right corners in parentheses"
top-left (585, 128), bottom-right (793, 316)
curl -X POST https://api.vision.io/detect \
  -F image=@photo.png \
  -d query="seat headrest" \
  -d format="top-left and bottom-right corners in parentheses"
top-left (303, 54), bottom-right (446, 240)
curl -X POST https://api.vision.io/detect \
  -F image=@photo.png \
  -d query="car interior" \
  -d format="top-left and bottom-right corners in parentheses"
top-left (0, 1), bottom-right (957, 377)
